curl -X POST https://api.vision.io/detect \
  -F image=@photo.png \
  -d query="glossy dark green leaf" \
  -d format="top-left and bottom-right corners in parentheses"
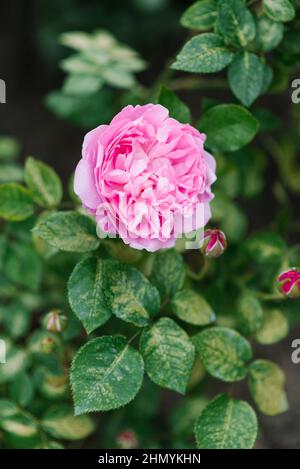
top-left (228, 52), bottom-right (264, 107)
top-left (198, 104), bottom-right (259, 152)
top-left (158, 86), bottom-right (191, 123)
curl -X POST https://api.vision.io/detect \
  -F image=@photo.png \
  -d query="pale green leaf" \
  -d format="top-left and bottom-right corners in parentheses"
top-left (255, 308), bottom-right (289, 344)
top-left (237, 291), bottom-right (263, 336)
top-left (24, 157), bottom-right (62, 208)
top-left (172, 288), bottom-right (216, 326)
top-left (42, 405), bottom-right (95, 440)
top-left (248, 359), bottom-right (288, 416)
top-left (0, 183), bottom-right (35, 221)
top-left (193, 326), bottom-right (252, 382)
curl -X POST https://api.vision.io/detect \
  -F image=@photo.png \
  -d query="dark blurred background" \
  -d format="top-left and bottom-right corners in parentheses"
top-left (1, 0), bottom-right (300, 449)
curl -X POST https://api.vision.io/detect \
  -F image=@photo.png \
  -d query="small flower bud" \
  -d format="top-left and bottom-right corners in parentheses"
top-left (277, 268), bottom-right (300, 299)
top-left (201, 229), bottom-right (227, 258)
top-left (43, 310), bottom-right (68, 333)
top-left (116, 430), bottom-right (138, 449)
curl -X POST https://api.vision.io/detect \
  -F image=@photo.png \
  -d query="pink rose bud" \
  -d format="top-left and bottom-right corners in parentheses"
top-left (277, 268), bottom-right (300, 298)
top-left (74, 104), bottom-right (216, 252)
top-left (116, 430), bottom-right (138, 449)
top-left (43, 310), bottom-right (68, 333)
top-left (201, 228), bottom-right (227, 258)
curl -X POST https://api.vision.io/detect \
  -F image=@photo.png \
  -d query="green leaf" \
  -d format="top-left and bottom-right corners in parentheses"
top-left (150, 250), bottom-right (185, 301)
top-left (198, 104), bottom-right (259, 152)
top-left (9, 372), bottom-right (34, 408)
top-left (0, 399), bottom-right (38, 439)
top-left (0, 137), bottom-right (20, 160)
top-left (3, 242), bottom-right (42, 291)
top-left (0, 183), bottom-right (35, 221)
top-left (63, 74), bottom-right (103, 97)
top-left (3, 301), bottom-right (31, 339)
top-left (105, 261), bottom-right (160, 327)
top-left (24, 157), bottom-right (62, 208)
top-left (263, 0), bottom-right (295, 22)
top-left (194, 394), bottom-right (258, 448)
top-left (140, 317), bottom-right (195, 394)
top-left (181, 0), bottom-right (218, 31)
top-left (172, 33), bottom-right (234, 73)
top-left (193, 326), bottom-right (252, 382)
top-left (158, 86), bottom-right (191, 123)
top-left (245, 231), bottom-right (286, 265)
top-left (256, 16), bottom-right (284, 52)
top-left (45, 88), bottom-right (114, 130)
top-left (172, 288), bottom-right (216, 326)
top-left (248, 360), bottom-right (288, 416)
top-left (217, 0), bottom-right (256, 48)
top-left (255, 308), bottom-right (289, 344)
top-left (32, 211), bottom-right (100, 252)
top-left (0, 164), bottom-right (23, 183)
top-left (41, 405), bottom-right (95, 440)
top-left (34, 367), bottom-right (68, 400)
top-left (228, 52), bottom-right (264, 107)
top-left (237, 291), bottom-right (263, 336)
top-left (71, 336), bottom-right (144, 414)
top-left (0, 346), bottom-right (29, 384)
top-left (68, 257), bottom-right (112, 333)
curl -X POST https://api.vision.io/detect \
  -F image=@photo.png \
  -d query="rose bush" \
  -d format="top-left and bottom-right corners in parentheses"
top-left (1, 0), bottom-right (300, 451)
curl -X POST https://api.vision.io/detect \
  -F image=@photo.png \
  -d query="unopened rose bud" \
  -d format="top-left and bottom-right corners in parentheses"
top-left (43, 310), bottom-right (68, 333)
top-left (277, 268), bottom-right (300, 299)
top-left (116, 430), bottom-right (138, 449)
top-left (201, 229), bottom-right (227, 258)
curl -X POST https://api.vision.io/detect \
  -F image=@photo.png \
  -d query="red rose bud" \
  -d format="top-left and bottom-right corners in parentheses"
top-left (277, 268), bottom-right (300, 298)
top-left (43, 310), bottom-right (68, 333)
top-left (201, 229), bottom-right (227, 258)
top-left (116, 430), bottom-right (138, 449)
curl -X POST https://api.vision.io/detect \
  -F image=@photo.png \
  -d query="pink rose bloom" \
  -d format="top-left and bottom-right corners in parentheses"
top-left (74, 104), bottom-right (216, 251)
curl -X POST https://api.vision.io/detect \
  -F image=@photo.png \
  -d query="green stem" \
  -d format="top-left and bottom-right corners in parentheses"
top-left (255, 291), bottom-right (283, 301)
top-left (169, 76), bottom-right (228, 92)
top-left (186, 257), bottom-right (210, 281)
